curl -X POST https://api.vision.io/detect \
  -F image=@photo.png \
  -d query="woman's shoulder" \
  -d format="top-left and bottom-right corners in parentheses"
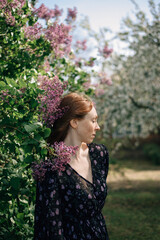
top-left (88, 142), bottom-right (109, 175)
top-left (88, 142), bottom-right (109, 155)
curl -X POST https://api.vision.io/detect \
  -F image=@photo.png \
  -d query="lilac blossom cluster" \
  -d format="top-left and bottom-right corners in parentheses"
top-left (93, 72), bottom-right (113, 97)
top-left (32, 142), bottom-right (78, 181)
top-left (23, 20), bottom-right (72, 57)
top-left (0, 90), bottom-right (9, 103)
top-left (67, 7), bottom-right (77, 21)
top-left (82, 80), bottom-right (91, 91)
top-left (23, 23), bottom-right (43, 40)
top-left (32, 160), bottom-right (49, 181)
top-left (34, 4), bottom-right (63, 21)
top-left (99, 72), bottom-right (113, 86)
top-left (45, 23), bottom-right (72, 57)
top-left (1, 88), bottom-right (27, 104)
top-left (52, 141), bottom-right (79, 171)
top-left (75, 40), bottom-right (87, 51)
top-left (99, 44), bottom-right (113, 58)
top-left (0, 0), bottom-right (25, 26)
top-left (38, 75), bottom-right (67, 127)
top-left (0, 0), bottom-right (7, 8)
top-left (1, 1), bottom-right (72, 58)
top-left (0, 0), bottom-right (25, 10)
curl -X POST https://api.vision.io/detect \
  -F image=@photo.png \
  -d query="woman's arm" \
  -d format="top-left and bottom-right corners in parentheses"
top-left (101, 144), bottom-right (109, 181)
top-left (34, 169), bottom-right (64, 240)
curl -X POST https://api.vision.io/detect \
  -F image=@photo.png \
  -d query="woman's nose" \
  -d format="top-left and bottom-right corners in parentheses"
top-left (96, 123), bottom-right (100, 130)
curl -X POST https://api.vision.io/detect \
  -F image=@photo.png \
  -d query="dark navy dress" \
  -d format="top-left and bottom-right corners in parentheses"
top-left (34, 143), bottom-right (109, 240)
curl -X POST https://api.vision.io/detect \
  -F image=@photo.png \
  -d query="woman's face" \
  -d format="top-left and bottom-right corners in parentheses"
top-left (75, 106), bottom-right (100, 144)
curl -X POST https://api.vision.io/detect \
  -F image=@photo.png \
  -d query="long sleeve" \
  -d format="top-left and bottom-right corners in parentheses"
top-left (34, 169), bottom-right (64, 240)
top-left (101, 144), bottom-right (109, 179)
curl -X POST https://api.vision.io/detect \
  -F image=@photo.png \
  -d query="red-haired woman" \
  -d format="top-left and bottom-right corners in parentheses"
top-left (34, 92), bottom-right (110, 240)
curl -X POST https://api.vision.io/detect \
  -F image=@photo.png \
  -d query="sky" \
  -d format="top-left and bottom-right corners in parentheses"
top-left (37, 0), bottom-right (159, 31)
top-left (36, 0), bottom-right (159, 53)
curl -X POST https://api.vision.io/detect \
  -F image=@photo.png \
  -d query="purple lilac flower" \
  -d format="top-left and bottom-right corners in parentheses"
top-left (23, 23), bottom-right (43, 40)
top-left (34, 4), bottom-right (63, 21)
top-left (52, 141), bottom-right (78, 171)
top-left (75, 40), bottom-right (87, 51)
top-left (0, 0), bottom-right (26, 26)
top-left (38, 75), bottom-right (67, 127)
top-left (9, 0), bottom-right (25, 9)
top-left (67, 7), bottom-right (77, 21)
top-left (99, 44), bottom-right (113, 58)
top-left (0, 0), bottom-right (7, 8)
top-left (2, 7), bottom-right (16, 26)
top-left (83, 80), bottom-right (91, 91)
top-left (32, 142), bottom-right (78, 180)
top-left (44, 23), bottom-right (72, 57)
top-left (32, 161), bottom-right (48, 181)
top-left (53, 5), bottom-right (63, 18)
top-left (0, 0), bottom-right (25, 9)
top-left (34, 4), bottom-right (54, 21)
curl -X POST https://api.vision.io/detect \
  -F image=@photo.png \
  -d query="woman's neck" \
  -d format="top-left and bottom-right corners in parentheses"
top-left (64, 135), bottom-right (88, 159)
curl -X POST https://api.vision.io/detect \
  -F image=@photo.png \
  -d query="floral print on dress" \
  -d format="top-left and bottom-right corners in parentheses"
top-left (34, 143), bottom-right (109, 240)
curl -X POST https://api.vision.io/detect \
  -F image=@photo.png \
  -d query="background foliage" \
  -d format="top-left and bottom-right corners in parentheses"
top-left (95, 0), bottom-right (160, 141)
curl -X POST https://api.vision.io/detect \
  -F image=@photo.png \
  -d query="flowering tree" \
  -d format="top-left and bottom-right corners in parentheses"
top-left (0, 1), bottom-right (108, 238)
top-left (95, 0), bottom-right (160, 144)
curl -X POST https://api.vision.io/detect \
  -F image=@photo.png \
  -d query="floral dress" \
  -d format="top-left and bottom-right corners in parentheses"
top-left (34, 143), bottom-right (109, 240)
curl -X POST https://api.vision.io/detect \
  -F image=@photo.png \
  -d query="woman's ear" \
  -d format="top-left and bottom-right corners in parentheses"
top-left (70, 119), bottom-right (78, 129)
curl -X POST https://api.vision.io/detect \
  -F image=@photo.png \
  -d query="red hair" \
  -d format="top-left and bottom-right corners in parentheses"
top-left (48, 92), bottom-right (93, 144)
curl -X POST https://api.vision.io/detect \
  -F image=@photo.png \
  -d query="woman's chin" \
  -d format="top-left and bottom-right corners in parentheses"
top-left (87, 139), bottom-right (94, 144)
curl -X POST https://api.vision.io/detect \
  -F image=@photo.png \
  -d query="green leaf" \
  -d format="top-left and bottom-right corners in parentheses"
top-left (6, 77), bottom-right (18, 87)
top-left (39, 139), bottom-right (46, 148)
top-left (2, 178), bottom-right (9, 187)
top-left (10, 177), bottom-right (21, 190)
top-left (30, 99), bottom-right (39, 108)
top-left (24, 122), bottom-right (42, 133)
top-left (22, 144), bottom-right (33, 154)
top-left (41, 148), bottom-right (48, 156)
top-left (44, 128), bottom-right (51, 138)
top-left (0, 81), bottom-right (6, 88)
top-left (34, 134), bottom-right (42, 141)
top-left (24, 155), bottom-right (33, 164)
top-left (21, 139), bottom-right (37, 145)
top-left (28, 82), bottom-right (37, 89)
top-left (17, 213), bottom-right (24, 219)
top-left (19, 79), bottom-right (27, 88)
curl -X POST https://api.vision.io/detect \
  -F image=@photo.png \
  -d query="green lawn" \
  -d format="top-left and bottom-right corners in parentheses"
top-left (103, 154), bottom-right (160, 240)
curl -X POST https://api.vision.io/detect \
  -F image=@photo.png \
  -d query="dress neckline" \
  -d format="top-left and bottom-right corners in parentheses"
top-left (67, 143), bottom-right (94, 186)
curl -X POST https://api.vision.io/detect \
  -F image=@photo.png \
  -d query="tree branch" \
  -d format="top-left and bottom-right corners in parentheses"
top-left (129, 96), bottom-right (154, 110)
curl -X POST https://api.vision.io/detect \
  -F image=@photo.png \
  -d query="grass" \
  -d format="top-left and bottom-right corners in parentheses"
top-left (102, 151), bottom-right (160, 240)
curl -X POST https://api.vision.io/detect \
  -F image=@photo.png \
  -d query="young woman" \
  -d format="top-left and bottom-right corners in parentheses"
top-left (34, 92), bottom-right (110, 240)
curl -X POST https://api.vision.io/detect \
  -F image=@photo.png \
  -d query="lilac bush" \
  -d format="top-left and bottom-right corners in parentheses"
top-left (0, 1), bottom-right (113, 238)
